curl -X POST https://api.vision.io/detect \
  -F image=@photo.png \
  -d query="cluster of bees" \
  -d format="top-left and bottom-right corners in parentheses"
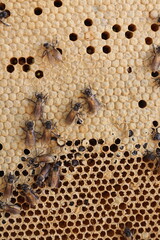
top-left (0, 86), bottom-right (101, 216)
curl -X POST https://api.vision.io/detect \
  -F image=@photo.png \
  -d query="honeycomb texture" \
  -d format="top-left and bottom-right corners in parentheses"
top-left (0, 0), bottom-right (160, 240)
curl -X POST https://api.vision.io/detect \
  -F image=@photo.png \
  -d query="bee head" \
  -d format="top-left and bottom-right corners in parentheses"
top-left (84, 88), bottom-right (92, 97)
top-left (8, 173), bottom-right (14, 183)
top-left (123, 228), bottom-right (132, 237)
top-left (43, 42), bottom-right (50, 49)
top-left (21, 184), bottom-right (29, 191)
top-left (73, 103), bottom-right (81, 111)
top-left (26, 121), bottom-right (34, 130)
top-left (45, 121), bottom-right (52, 129)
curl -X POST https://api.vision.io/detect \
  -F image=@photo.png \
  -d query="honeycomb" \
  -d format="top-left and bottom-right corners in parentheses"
top-left (0, 0), bottom-right (160, 240)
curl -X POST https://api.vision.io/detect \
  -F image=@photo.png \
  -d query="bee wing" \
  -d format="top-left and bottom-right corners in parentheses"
top-left (151, 55), bottom-right (160, 72)
top-left (51, 48), bottom-right (63, 62)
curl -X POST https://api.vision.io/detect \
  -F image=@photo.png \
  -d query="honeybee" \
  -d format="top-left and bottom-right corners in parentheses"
top-left (21, 121), bottom-right (36, 148)
top-left (122, 228), bottom-right (134, 240)
top-left (3, 173), bottom-right (17, 201)
top-left (36, 163), bottom-right (51, 187)
top-left (49, 162), bottom-right (61, 188)
top-left (65, 102), bottom-right (82, 125)
top-left (42, 41), bottom-right (62, 65)
top-left (81, 87), bottom-right (100, 114)
top-left (41, 120), bottom-right (60, 145)
top-left (21, 184), bottom-right (38, 207)
top-left (151, 44), bottom-right (160, 72)
top-left (0, 201), bottom-right (21, 215)
top-left (0, 11), bottom-right (10, 26)
top-left (152, 127), bottom-right (160, 140)
top-left (28, 93), bottom-right (48, 120)
top-left (155, 157), bottom-right (160, 172)
top-left (143, 150), bottom-right (156, 162)
top-left (27, 153), bottom-right (56, 167)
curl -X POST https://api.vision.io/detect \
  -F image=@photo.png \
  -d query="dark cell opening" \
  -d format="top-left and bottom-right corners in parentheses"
top-left (22, 170), bottom-right (28, 176)
top-left (0, 171), bottom-right (4, 177)
top-left (7, 65), bottom-right (14, 73)
top-left (66, 141), bottom-right (72, 146)
top-left (15, 171), bottom-right (20, 176)
top-left (19, 57), bottom-right (26, 65)
top-left (151, 71), bottom-right (159, 77)
top-left (127, 67), bottom-right (132, 73)
top-left (0, 3), bottom-right (5, 10)
top-left (145, 37), bottom-right (153, 45)
top-left (110, 144), bottom-right (118, 152)
top-left (129, 130), bottom-right (134, 137)
top-left (35, 70), bottom-right (43, 78)
top-left (89, 138), bottom-right (97, 146)
top-left (125, 31), bottom-right (133, 39)
top-left (128, 24), bottom-right (136, 32)
top-left (34, 7), bottom-right (42, 15)
top-left (0, 144), bottom-right (3, 150)
top-left (69, 33), bottom-right (78, 41)
top-left (138, 100), bottom-right (147, 108)
top-left (74, 140), bottom-right (80, 146)
top-left (151, 24), bottom-right (159, 31)
top-left (18, 164), bottom-right (23, 169)
top-left (115, 138), bottom-right (121, 144)
top-left (10, 57), bottom-right (18, 65)
top-left (103, 146), bottom-right (109, 152)
top-left (27, 57), bottom-right (35, 65)
top-left (84, 18), bottom-right (93, 26)
top-left (102, 45), bottom-right (111, 54)
top-left (112, 24), bottom-right (121, 32)
top-left (24, 149), bottom-right (30, 155)
top-left (86, 46), bottom-right (95, 54)
top-left (153, 121), bottom-right (158, 127)
top-left (98, 139), bottom-right (104, 144)
top-left (101, 31), bottom-right (110, 40)
top-left (22, 64), bottom-right (30, 72)
top-left (54, 0), bottom-right (63, 7)
top-left (57, 48), bottom-right (62, 54)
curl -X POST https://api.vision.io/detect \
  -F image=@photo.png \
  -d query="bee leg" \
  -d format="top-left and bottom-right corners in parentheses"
top-left (51, 131), bottom-right (61, 139)
top-left (21, 127), bottom-right (27, 132)
top-left (0, 19), bottom-right (10, 26)
top-left (26, 98), bottom-right (36, 104)
top-left (42, 50), bottom-right (47, 58)
top-left (152, 43), bottom-right (156, 54)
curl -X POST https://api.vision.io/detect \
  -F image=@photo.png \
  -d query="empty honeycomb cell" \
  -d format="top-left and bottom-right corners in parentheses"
top-left (112, 24), bottom-right (121, 32)
top-left (125, 31), bottom-right (133, 38)
top-left (18, 57), bottom-right (26, 65)
top-left (84, 18), bottom-right (93, 26)
top-left (27, 56), bottom-right (35, 64)
top-left (35, 70), bottom-right (44, 78)
top-left (86, 46), bottom-right (95, 54)
top-left (10, 57), bottom-right (18, 65)
top-left (0, 3), bottom-right (5, 10)
top-left (101, 31), bottom-right (110, 40)
top-left (151, 23), bottom-right (159, 31)
top-left (22, 64), bottom-right (30, 72)
top-left (69, 33), bottom-right (78, 41)
top-left (102, 45), bottom-right (111, 54)
top-left (34, 7), bottom-right (43, 15)
top-left (6, 65), bottom-right (14, 73)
